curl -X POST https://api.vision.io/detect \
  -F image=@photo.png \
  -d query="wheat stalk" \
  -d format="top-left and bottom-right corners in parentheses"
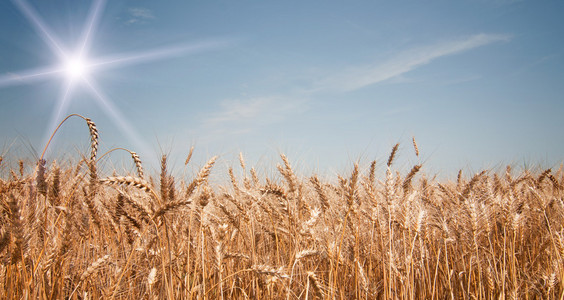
top-left (5, 114), bottom-right (564, 299)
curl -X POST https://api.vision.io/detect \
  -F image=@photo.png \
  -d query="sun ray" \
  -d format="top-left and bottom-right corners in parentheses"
top-left (89, 40), bottom-right (231, 70)
top-left (42, 80), bottom-right (76, 154)
top-left (78, 0), bottom-right (106, 57)
top-left (0, 67), bottom-right (63, 87)
top-left (11, 0), bottom-right (68, 60)
top-left (83, 78), bottom-right (156, 164)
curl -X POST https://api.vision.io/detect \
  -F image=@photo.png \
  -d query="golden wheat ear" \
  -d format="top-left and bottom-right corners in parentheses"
top-left (36, 158), bottom-right (47, 196)
top-left (184, 146), bottom-right (194, 166)
top-left (250, 264), bottom-right (289, 279)
top-left (100, 176), bottom-right (161, 205)
top-left (80, 254), bottom-right (111, 282)
top-left (387, 143), bottom-right (399, 167)
top-left (129, 151), bottom-right (144, 178)
top-left (310, 175), bottom-right (330, 213)
top-left (307, 271), bottom-right (325, 299)
top-left (278, 153), bottom-right (298, 193)
top-left (84, 117), bottom-right (98, 161)
top-left (160, 154), bottom-right (169, 202)
top-left (185, 156), bottom-right (217, 198)
top-left (152, 199), bottom-right (191, 220)
top-left (402, 164), bottom-right (422, 193)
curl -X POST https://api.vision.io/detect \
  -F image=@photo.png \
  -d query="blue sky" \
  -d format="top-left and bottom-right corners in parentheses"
top-left (1, 0), bottom-right (563, 178)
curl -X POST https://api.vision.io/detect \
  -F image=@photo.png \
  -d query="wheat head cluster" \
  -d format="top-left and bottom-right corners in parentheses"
top-left (0, 114), bottom-right (563, 299)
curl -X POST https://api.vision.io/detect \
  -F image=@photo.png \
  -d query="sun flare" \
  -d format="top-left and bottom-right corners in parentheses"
top-left (63, 55), bottom-right (88, 81)
top-left (1, 0), bottom-right (227, 163)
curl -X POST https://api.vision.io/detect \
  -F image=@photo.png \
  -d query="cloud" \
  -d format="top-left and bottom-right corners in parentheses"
top-left (202, 96), bottom-right (307, 136)
top-left (125, 8), bottom-right (155, 25)
top-left (195, 33), bottom-right (509, 139)
top-left (316, 33), bottom-right (511, 92)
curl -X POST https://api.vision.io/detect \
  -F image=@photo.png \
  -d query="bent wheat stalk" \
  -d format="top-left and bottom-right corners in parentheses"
top-left (97, 148), bottom-right (145, 178)
top-left (41, 114), bottom-right (98, 161)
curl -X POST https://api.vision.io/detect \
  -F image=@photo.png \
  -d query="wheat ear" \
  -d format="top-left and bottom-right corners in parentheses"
top-left (49, 164), bottom-right (61, 204)
top-left (80, 254), bottom-right (110, 282)
top-left (130, 151), bottom-right (144, 178)
top-left (278, 154), bottom-right (298, 194)
top-left (185, 146), bottom-right (194, 166)
top-left (84, 117), bottom-right (98, 161)
top-left (402, 164), bottom-right (422, 193)
top-left (310, 175), bottom-right (330, 213)
top-left (36, 158), bottom-right (47, 196)
top-left (307, 271), bottom-right (325, 299)
top-left (387, 143), bottom-right (399, 167)
top-left (460, 170), bottom-right (486, 201)
top-left (368, 160), bottom-right (377, 185)
top-left (295, 249), bottom-right (321, 262)
top-left (239, 152), bottom-right (246, 170)
top-left (160, 155), bottom-right (169, 202)
top-left (250, 167), bottom-right (260, 186)
top-left (250, 264), bottom-right (289, 279)
top-left (0, 231), bottom-right (9, 254)
top-left (147, 267), bottom-right (158, 287)
top-left (152, 199), bottom-right (192, 220)
top-left (8, 194), bottom-right (26, 263)
top-left (346, 163), bottom-right (359, 207)
top-left (185, 156), bottom-right (217, 198)
top-left (100, 176), bottom-right (161, 204)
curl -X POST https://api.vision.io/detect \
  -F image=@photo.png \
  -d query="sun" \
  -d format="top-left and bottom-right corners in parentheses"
top-left (63, 55), bottom-right (89, 81)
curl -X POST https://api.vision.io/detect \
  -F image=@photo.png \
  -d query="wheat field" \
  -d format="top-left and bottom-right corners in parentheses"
top-left (0, 114), bottom-right (563, 299)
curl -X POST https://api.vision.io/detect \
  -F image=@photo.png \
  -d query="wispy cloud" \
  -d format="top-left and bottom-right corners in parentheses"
top-left (315, 33), bottom-right (511, 92)
top-left (198, 33), bottom-right (509, 138)
top-left (202, 96), bottom-right (307, 136)
top-left (125, 8), bottom-right (155, 25)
